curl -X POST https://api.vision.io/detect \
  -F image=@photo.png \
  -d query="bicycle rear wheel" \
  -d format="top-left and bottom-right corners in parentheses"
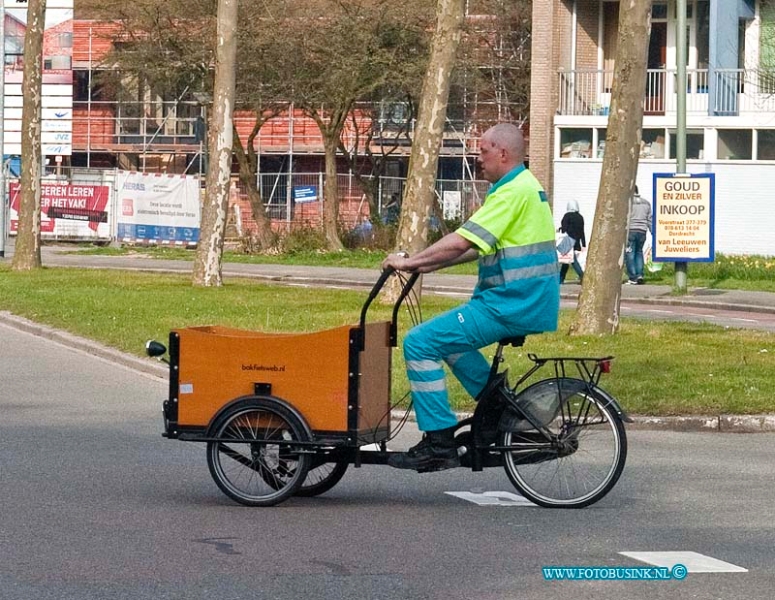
top-left (501, 379), bottom-right (626, 508)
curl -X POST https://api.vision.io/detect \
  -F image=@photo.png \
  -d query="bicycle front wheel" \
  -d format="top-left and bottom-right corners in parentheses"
top-left (501, 379), bottom-right (627, 508)
top-left (206, 397), bottom-right (311, 507)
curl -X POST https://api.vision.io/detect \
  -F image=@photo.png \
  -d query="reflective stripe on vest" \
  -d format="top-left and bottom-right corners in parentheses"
top-left (477, 240), bottom-right (558, 290)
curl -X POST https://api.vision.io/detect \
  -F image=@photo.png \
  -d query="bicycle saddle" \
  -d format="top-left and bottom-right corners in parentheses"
top-left (498, 335), bottom-right (526, 347)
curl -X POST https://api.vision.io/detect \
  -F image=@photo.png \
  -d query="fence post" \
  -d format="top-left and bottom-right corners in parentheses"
top-left (318, 171), bottom-right (324, 227)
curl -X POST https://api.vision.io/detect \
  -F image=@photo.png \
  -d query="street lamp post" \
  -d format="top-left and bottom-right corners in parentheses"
top-left (674, 0), bottom-right (688, 291)
top-left (0, 2), bottom-right (6, 258)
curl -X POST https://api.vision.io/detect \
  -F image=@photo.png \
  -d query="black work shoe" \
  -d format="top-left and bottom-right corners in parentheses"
top-left (388, 427), bottom-right (460, 472)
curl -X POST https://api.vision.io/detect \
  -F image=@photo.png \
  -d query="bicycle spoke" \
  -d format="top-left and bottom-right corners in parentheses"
top-left (207, 402), bottom-right (310, 506)
top-left (502, 383), bottom-right (626, 508)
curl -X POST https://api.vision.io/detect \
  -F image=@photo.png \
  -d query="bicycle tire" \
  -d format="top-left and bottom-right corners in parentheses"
top-left (206, 397), bottom-right (311, 507)
top-left (296, 459), bottom-right (349, 497)
top-left (501, 378), bottom-right (627, 508)
top-left (259, 450), bottom-right (349, 497)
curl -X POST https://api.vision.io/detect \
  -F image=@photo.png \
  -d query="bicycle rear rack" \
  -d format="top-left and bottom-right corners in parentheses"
top-left (527, 354), bottom-right (614, 387)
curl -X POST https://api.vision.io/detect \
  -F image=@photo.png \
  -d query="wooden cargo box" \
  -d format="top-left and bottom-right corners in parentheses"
top-left (170, 321), bottom-right (392, 442)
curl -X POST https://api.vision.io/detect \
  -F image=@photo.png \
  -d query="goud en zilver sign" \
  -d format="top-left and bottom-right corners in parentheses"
top-left (652, 172), bottom-right (715, 263)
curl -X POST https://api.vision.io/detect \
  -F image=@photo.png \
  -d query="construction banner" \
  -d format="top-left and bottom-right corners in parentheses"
top-left (115, 171), bottom-right (201, 244)
top-left (9, 181), bottom-right (111, 240)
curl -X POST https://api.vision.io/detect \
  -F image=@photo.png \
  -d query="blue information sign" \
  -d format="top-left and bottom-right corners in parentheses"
top-left (293, 186), bottom-right (318, 203)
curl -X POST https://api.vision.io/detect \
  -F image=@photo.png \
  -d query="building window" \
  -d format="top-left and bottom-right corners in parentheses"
top-left (5, 33), bottom-right (24, 64)
top-left (651, 3), bottom-right (668, 20)
top-left (757, 130), bottom-right (775, 160)
top-left (640, 129), bottom-right (665, 159)
top-left (697, 0), bottom-right (710, 70)
top-left (669, 130), bottom-right (704, 160)
top-left (44, 56), bottom-right (71, 70)
top-left (602, 2), bottom-right (619, 92)
top-left (560, 128), bottom-right (593, 158)
top-left (58, 32), bottom-right (73, 48)
top-left (717, 129), bottom-right (752, 160)
top-left (74, 70), bottom-right (105, 102)
top-left (761, 0), bottom-right (775, 93)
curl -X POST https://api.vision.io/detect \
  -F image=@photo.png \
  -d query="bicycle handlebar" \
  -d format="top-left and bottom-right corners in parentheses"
top-left (357, 267), bottom-right (420, 349)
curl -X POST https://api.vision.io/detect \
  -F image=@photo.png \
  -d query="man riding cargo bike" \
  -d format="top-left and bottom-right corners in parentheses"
top-left (148, 123), bottom-right (629, 508)
top-left (382, 123), bottom-right (560, 472)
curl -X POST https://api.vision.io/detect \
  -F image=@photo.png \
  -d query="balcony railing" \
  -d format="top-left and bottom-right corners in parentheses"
top-left (558, 68), bottom-right (775, 117)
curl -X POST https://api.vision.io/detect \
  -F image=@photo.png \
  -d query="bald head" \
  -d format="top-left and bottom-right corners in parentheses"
top-left (486, 123), bottom-right (525, 161)
top-left (477, 123), bottom-right (526, 183)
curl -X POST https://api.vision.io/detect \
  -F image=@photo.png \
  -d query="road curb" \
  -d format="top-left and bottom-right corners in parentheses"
top-left (224, 274), bottom-right (775, 316)
top-left (3, 310), bottom-right (774, 433)
top-left (626, 414), bottom-right (775, 433)
top-left (608, 296), bottom-right (775, 316)
top-left (557, 291), bottom-right (775, 315)
top-left (391, 411), bottom-right (775, 434)
top-left (0, 311), bottom-right (167, 380)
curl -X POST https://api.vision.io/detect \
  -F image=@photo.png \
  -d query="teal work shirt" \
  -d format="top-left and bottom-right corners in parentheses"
top-left (457, 164), bottom-right (560, 334)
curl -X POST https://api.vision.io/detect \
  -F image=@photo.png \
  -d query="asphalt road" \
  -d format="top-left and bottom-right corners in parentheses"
top-left (2, 322), bottom-right (774, 600)
top-left (613, 301), bottom-right (775, 332)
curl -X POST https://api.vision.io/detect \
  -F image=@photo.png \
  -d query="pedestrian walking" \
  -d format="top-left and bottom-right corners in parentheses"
top-left (625, 185), bottom-right (651, 285)
top-left (558, 200), bottom-right (585, 284)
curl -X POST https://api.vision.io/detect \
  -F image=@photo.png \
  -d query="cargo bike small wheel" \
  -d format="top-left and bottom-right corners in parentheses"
top-left (206, 397), bottom-right (312, 507)
top-left (260, 452), bottom-right (349, 497)
top-left (296, 457), bottom-right (349, 497)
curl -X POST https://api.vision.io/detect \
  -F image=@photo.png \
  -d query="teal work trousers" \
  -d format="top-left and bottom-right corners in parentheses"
top-left (403, 302), bottom-right (518, 432)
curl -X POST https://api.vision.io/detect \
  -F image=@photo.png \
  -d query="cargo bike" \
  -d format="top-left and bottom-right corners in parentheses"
top-left (146, 268), bottom-right (630, 508)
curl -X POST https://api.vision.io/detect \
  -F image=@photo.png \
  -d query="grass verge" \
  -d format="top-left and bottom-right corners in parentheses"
top-left (1, 264), bottom-right (773, 416)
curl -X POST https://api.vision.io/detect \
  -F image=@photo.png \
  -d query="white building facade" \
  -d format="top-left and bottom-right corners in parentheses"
top-left (530, 0), bottom-right (775, 256)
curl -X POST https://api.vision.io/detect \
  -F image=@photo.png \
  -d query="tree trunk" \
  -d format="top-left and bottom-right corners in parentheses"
top-left (386, 0), bottom-right (465, 299)
top-left (395, 0), bottom-right (464, 256)
top-left (322, 132), bottom-right (344, 251)
top-left (569, 0), bottom-right (651, 335)
top-left (11, 0), bottom-right (46, 271)
top-left (359, 176), bottom-right (382, 230)
top-left (192, 0), bottom-right (238, 286)
top-left (232, 128), bottom-right (274, 249)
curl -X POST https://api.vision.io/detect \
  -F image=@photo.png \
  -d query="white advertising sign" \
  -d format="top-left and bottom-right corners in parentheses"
top-left (652, 173), bottom-right (715, 263)
top-left (442, 191), bottom-right (462, 220)
top-left (4, 1), bottom-right (73, 7)
top-left (115, 172), bottom-right (201, 244)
